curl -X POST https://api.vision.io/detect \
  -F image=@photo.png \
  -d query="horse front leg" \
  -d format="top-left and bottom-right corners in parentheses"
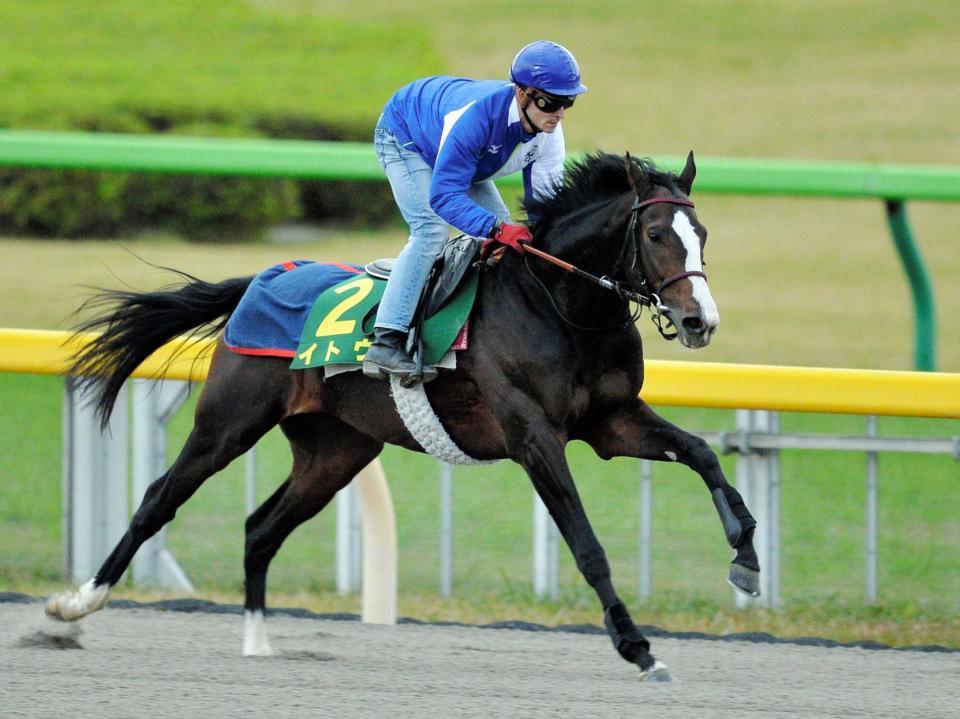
top-left (510, 425), bottom-right (671, 681)
top-left (584, 399), bottom-right (760, 598)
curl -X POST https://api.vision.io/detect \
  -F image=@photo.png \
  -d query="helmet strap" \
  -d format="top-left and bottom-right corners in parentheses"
top-left (518, 88), bottom-right (543, 135)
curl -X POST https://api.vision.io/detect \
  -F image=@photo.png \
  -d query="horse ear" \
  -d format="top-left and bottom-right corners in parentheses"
top-left (624, 152), bottom-right (651, 195)
top-left (677, 151), bottom-right (696, 196)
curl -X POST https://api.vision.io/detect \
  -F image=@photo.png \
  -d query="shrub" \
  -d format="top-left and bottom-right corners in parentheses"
top-left (0, 0), bottom-right (439, 241)
top-left (0, 111), bottom-right (405, 241)
top-left (0, 169), bottom-right (126, 238)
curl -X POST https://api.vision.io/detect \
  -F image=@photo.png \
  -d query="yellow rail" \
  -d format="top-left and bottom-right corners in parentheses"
top-left (2, 328), bottom-right (958, 419)
top-left (0, 328), bottom-right (212, 383)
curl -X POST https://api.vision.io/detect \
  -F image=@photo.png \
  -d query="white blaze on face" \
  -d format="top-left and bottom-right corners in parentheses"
top-left (671, 211), bottom-right (720, 328)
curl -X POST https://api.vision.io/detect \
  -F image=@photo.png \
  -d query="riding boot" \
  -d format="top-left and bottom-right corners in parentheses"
top-left (362, 328), bottom-right (438, 385)
top-left (362, 328), bottom-right (416, 380)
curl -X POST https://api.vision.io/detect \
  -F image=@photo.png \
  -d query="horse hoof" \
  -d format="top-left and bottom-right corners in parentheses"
top-left (45, 580), bottom-right (110, 622)
top-left (243, 610), bottom-right (274, 657)
top-left (638, 659), bottom-right (672, 683)
top-left (45, 597), bottom-right (64, 621)
top-left (243, 645), bottom-right (274, 657)
top-left (728, 563), bottom-right (761, 598)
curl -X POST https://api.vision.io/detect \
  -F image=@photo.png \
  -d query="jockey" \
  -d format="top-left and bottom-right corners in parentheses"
top-left (362, 40), bottom-right (587, 385)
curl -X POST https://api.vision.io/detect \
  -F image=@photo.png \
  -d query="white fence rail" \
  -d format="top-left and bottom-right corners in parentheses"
top-left (3, 328), bottom-right (959, 616)
top-left (62, 377), bottom-right (396, 624)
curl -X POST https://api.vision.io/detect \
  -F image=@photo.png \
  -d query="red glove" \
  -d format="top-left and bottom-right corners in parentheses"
top-left (483, 221), bottom-right (532, 254)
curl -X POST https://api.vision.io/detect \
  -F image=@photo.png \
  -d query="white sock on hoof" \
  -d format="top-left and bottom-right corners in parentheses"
top-left (46, 579), bottom-right (111, 621)
top-left (242, 610), bottom-right (273, 656)
top-left (639, 659), bottom-right (671, 683)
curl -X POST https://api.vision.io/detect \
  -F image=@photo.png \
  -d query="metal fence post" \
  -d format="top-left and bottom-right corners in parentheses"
top-left (885, 200), bottom-right (936, 371)
top-left (533, 495), bottom-right (559, 600)
top-left (638, 459), bottom-right (653, 599)
top-left (354, 460), bottom-right (398, 625)
top-left (734, 409), bottom-right (780, 608)
top-left (440, 462), bottom-right (454, 596)
top-left (62, 377), bottom-right (129, 583)
top-left (866, 416), bottom-right (879, 604)
top-left (131, 379), bottom-right (194, 591)
top-left (336, 484), bottom-right (361, 594)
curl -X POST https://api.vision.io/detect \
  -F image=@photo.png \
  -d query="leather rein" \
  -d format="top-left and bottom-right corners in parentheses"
top-left (520, 195), bottom-right (705, 337)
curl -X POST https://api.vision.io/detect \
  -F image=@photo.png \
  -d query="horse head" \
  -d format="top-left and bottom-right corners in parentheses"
top-left (623, 151), bottom-right (719, 348)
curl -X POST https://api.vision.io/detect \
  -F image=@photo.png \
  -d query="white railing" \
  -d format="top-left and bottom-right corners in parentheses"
top-left (3, 328), bottom-right (958, 615)
top-left (61, 376), bottom-right (397, 624)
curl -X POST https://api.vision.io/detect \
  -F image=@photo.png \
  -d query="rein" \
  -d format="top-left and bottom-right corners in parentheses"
top-left (520, 195), bottom-right (704, 337)
top-left (522, 248), bottom-right (646, 332)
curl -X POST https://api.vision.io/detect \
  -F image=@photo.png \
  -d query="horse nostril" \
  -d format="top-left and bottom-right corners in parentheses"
top-left (682, 316), bottom-right (706, 334)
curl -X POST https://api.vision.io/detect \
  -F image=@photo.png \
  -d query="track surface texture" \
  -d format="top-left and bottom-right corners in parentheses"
top-left (1, 599), bottom-right (957, 718)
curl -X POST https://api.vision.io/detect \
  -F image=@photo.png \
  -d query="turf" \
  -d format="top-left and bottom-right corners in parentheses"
top-left (0, 1), bottom-right (958, 645)
top-left (0, 0), bottom-right (439, 130)
top-left (1, 357), bottom-right (957, 646)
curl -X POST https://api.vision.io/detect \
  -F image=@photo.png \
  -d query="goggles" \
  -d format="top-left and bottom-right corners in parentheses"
top-left (527, 89), bottom-right (576, 113)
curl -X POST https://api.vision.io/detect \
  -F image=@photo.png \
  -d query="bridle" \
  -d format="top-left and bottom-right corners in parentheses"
top-left (620, 195), bottom-right (706, 338)
top-left (519, 194), bottom-right (706, 338)
top-left (626, 196), bottom-right (705, 297)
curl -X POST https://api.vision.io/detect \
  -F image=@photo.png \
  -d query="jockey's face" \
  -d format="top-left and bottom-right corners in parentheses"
top-left (516, 86), bottom-right (574, 133)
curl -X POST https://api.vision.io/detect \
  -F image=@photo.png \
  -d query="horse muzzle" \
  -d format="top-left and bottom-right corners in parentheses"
top-left (675, 310), bottom-right (719, 348)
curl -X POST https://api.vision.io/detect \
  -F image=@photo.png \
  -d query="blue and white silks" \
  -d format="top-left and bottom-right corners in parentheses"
top-left (380, 77), bottom-right (566, 238)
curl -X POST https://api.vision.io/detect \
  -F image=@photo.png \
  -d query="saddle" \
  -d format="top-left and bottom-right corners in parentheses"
top-left (365, 234), bottom-right (483, 383)
top-left (290, 236), bottom-right (482, 374)
top-left (365, 234), bottom-right (482, 319)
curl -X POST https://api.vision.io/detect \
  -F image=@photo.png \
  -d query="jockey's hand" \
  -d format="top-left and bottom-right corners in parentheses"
top-left (483, 221), bottom-right (532, 254)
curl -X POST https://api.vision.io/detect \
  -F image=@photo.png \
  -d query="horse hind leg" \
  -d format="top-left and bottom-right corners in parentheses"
top-left (242, 413), bottom-right (382, 657)
top-left (44, 432), bottom-right (229, 622)
top-left (47, 351), bottom-right (287, 622)
top-left (46, 419), bottom-right (276, 621)
top-left (45, 579), bottom-right (111, 622)
top-left (44, 437), bottom-right (234, 622)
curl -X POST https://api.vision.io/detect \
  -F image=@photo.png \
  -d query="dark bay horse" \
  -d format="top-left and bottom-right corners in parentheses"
top-left (46, 152), bottom-right (759, 682)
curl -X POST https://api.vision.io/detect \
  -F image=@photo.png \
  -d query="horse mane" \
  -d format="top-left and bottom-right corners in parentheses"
top-left (524, 152), bottom-right (680, 229)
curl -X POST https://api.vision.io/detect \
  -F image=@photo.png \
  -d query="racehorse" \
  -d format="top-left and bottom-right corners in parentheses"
top-left (46, 151), bottom-right (759, 682)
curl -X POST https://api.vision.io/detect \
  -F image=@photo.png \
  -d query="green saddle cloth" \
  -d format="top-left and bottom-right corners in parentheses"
top-left (290, 271), bottom-right (479, 370)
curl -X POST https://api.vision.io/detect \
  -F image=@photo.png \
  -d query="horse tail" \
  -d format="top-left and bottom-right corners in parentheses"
top-left (70, 268), bottom-right (255, 428)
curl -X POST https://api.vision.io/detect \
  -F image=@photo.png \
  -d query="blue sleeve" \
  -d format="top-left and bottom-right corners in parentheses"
top-left (429, 109), bottom-right (498, 238)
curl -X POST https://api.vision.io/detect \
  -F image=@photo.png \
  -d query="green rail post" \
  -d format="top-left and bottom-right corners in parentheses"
top-left (885, 200), bottom-right (936, 371)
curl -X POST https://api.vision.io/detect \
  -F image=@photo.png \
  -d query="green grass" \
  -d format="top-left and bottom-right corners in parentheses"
top-left (1, 1), bottom-right (959, 645)
top-left (2, 1), bottom-right (958, 370)
top-left (4, 0), bottom-right (959, 162)
top-left (0, 0), bottom-right (440, 131)
top-left (2, 371), bottom-right (958, 646)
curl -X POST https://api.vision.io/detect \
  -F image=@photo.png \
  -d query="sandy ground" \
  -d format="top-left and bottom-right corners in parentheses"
top-left (1, 599), bottom-right (957, 719)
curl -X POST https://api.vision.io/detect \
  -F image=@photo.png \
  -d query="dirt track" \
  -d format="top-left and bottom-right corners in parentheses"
top-left (1, 599), bottom-right (956, 718)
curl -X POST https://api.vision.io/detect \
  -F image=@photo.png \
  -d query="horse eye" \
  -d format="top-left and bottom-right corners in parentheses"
top-left (646, 228), bottom-right (661, 243)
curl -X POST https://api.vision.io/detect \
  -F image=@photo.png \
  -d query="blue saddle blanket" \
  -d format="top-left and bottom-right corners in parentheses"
top-left (224, 260), bottom-right (364, 357)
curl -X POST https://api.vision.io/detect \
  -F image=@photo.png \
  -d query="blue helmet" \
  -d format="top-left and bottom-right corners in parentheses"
top-left (510, 41), bottom-right (587, 96)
